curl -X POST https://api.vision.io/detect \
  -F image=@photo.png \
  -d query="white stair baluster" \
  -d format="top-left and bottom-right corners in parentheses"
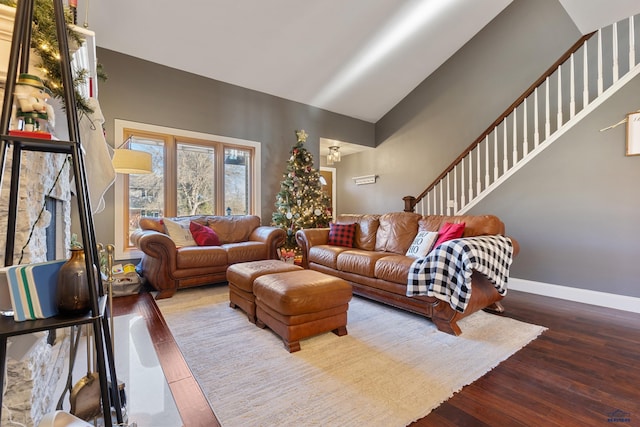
top-left (583, 41), bottom-right (589, 109)
top-left (467, 153), bottom-right (473, 202)
top-left (476, 141), bottom-right (482, 196)
top-left (439, 181), bottom-right (443, 215)
top-left (461, 157), bottom-right (466, 206)
top-left (484, 135), bottom-right (490, 189)
top-left (512, 110), bottom-right (518, 165)
top-left (523, 98), bottom-right (529, 156)
top-left (557, 66), bottom-right (563, 129)
top-left (545, 77), bottom-right (551, 138)
top-left (503, 119), bottom-right (508, 173)
top-left (433, 189), bottom-right (437, 216)
top-left (570, 53), bottom-right (576, 118)
top-left (630, 17), bottom-right (636, 67)
top-left (597, 29), bottom-right (603, 95)
top-left (493, 131), bottom-right (499, 181)
top-left (613, 22), bottom-right (619, 82)
top-left (534, 87), bottom-right (540, 147)
top-left (452, 166), bottom-right (458, 213)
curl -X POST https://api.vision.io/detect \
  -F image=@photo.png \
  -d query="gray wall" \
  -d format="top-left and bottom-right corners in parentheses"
top-left (339, 0), bottom-right (581, 214)
top-left (474, 74), bottom-right (640, 298)
top-left (92, 48), bottom-right (374, 244)
top-left (336, 0), bottom-right (640, 298)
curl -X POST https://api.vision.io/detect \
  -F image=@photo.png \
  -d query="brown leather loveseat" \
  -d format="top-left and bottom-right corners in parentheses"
top-left (296, 212), bottom-right (519, 335)
top-left (131, 215), bottom-right (285, 299)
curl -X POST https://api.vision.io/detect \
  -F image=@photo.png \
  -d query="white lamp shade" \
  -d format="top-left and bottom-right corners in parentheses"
top-left (112, 149), bottom-right (152, 174)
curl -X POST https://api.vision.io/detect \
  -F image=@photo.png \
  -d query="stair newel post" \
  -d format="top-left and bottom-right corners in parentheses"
top-left (403, 196), bottom-right (416, 212)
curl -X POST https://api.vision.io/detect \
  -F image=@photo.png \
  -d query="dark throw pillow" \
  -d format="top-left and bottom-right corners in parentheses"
top-left (190, 221), bottom-right (221, 246)
top-left (327, 222), bottom-right (356, 248)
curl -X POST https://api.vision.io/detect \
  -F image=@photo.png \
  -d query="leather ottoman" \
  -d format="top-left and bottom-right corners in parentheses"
top-left (253, 270), bottom-right (352, 352)
top-left (226, 260), bottom-right (302, 323)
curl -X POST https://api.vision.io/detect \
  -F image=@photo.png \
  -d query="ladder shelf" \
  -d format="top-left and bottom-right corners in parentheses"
top-left (0, 0), bottom-right (122, 425)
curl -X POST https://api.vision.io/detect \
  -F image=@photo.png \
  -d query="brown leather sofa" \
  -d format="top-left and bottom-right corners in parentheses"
top-left (296, 212), bottom-right (519, 335)
top-left (131, 215), bottom-right (285, 299)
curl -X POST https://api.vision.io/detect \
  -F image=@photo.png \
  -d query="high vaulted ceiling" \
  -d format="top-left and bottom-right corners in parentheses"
top-left (81, 0), bottom-right (640, 124)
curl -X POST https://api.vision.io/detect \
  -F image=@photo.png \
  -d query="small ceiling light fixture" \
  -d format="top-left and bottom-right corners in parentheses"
top-left (112, 136), bottom-right (153, 174)
top-left (327, 146), bottom-right (341, 165)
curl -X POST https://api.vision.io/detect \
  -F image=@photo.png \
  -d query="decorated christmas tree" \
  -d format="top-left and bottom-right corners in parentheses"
top-left (272, 130), bottom-right (332, 249)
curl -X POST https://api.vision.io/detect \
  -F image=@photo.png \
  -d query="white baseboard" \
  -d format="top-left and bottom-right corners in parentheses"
top-left (508, 278), bottom-right (640, 314)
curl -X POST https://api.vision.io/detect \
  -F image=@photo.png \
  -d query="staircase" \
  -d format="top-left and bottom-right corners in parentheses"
top-left (404, 14), bottom-right (640, 215)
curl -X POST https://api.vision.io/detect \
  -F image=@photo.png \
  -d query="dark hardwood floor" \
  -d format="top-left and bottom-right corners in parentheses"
top-left (114, 289), bottom-right (640, 427)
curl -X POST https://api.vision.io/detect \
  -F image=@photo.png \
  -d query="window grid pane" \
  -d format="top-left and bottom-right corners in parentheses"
top-left (224, 148), bottom-right (251, 215)
top-left (177, 143), bottom-right (216, 216)
top-left (128, 139), bottom-right (165, 239)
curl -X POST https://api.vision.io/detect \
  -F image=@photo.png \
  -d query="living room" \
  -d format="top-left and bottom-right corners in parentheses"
top-left (1, 0), bottom-right (640, 426)
top-left (86, 0), bottom-right (640, 313)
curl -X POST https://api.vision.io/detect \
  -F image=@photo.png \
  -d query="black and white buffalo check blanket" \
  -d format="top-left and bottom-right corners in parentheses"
top-left (406, 235), bottom-right (514, 313)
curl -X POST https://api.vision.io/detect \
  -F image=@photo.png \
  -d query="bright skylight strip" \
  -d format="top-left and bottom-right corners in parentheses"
top-left (312, 0), bottom-right (455, 108)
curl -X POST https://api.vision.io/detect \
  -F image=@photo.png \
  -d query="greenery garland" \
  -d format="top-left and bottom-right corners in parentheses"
top-left (0, 0), bottom-right (106, 113)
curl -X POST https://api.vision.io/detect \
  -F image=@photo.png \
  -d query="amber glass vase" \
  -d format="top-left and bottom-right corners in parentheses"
top-left (56, 247), bottom-right (94, 316)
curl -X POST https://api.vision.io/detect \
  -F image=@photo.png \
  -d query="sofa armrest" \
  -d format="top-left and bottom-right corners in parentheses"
top-left (130, 229), bottom-right (178, 267)
top-left (508, 236), bottom-right (520, 258)
top-left (295, 228), bottom-right (329, 269)
top-left (249, 226), bottom-right (286, 259)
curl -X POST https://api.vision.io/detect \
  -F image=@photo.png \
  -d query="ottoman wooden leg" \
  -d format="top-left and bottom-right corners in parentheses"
top-left (229, 285), bottom-right (257, 323)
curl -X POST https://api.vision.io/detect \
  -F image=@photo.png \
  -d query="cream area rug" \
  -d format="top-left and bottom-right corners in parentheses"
top-left (156, 285), bottom-right (546, 427)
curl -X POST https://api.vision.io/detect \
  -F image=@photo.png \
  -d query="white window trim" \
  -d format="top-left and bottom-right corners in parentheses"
top-left (114, 119), bottom-right (262, 260)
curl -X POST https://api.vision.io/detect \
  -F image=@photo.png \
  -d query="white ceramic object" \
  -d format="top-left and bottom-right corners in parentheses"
top-left (38, 411), bottom-right (92, 427)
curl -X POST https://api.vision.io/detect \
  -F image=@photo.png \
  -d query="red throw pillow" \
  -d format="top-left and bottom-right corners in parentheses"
top-left (327, 223), bottom-right (356, 248)
top-left (189, 221), bottom-right (220, 246)
top-left (433, 222), bottom-right (465, 248)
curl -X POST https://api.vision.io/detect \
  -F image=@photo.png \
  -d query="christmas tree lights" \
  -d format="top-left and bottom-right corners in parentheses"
top-left (272, 130), bottom-right (332, 249)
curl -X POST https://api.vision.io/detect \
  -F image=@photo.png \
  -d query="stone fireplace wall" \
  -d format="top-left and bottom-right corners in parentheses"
top-left (0, 147), bottom-right (72, 265)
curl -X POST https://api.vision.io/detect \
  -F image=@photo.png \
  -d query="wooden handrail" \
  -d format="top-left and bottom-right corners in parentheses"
top-left (404, 32), bottom-right (595, 212)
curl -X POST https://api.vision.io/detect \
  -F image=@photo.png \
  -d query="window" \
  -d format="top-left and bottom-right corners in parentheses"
top-left (114, 121), bottom-right (261, 259)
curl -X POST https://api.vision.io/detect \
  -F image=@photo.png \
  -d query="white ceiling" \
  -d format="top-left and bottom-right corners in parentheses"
top-left (79, 0), bottom-right (640, 155)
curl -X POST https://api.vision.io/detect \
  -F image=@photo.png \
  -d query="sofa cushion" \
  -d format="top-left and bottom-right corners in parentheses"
top-left (336, 214), bottom-right (380, 251)
top-left (374, 212), bottom-right (421, 254)
top-left (433, 222), bottom-right (465, 248)
top-left (328, 222), bottom-right (356, 247)
top-left (405, 231), bottom-right (438, 258)
top-left (309, 245), bottom-right (350, 269)
top-left (374, 254), bottom-right (416, 284)
top-left (164, 218), bottom-right (197, 247)
top-left (190, 221), bottom-right (221, 246)
top-left (337, 250), bottom-right (392, 278)
top-left (208, 215), bottom-right (260, 244)
top-left (176, 246), bottom-right (228, 269)
top-left (223, 242), bottom-right (268, 264)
